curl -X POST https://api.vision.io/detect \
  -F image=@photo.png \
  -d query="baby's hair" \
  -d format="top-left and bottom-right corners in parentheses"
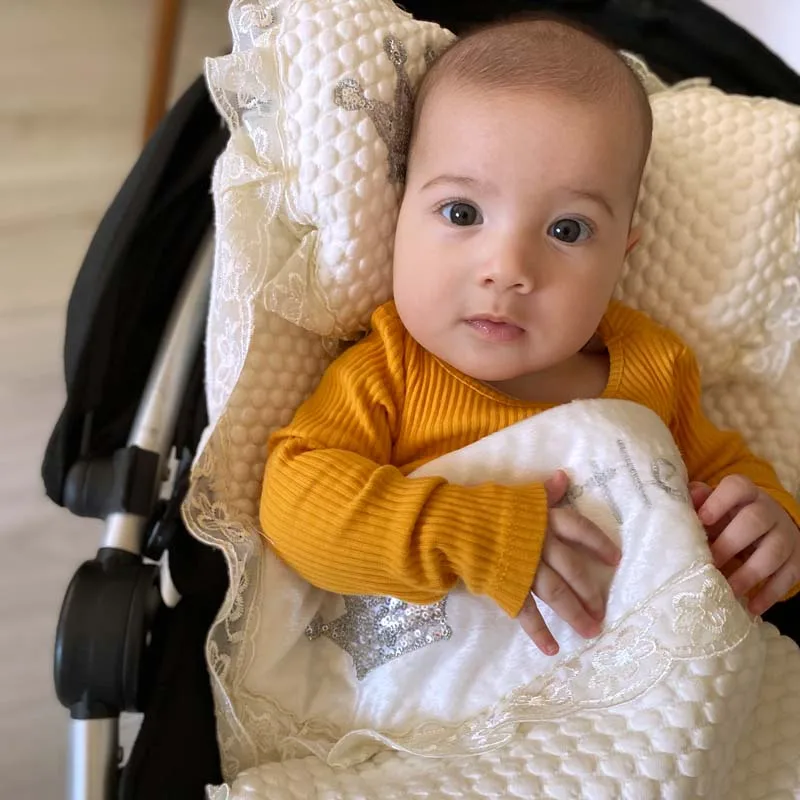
top-left (412, 14), bottom-right (653, 180)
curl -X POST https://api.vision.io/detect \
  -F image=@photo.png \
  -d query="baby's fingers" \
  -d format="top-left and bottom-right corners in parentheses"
top-left (689, 481), bottom-right (712, 512)
top-left (710, 503), bottom-right (774, 569)
top-left (517, 592), bottom-right (559, 656)
top-left (746, 559), bottom-right (800, 616)
top-left (546, 539), bottom-right (609, 622)
top-left (550, 508), bottom-right (621, 567)
top-left (531, 563), bottom-right (602, 640)
top-left (725, 526), bottom-right (790, 598)
top-left (698, 475), bottom-right (758, 527)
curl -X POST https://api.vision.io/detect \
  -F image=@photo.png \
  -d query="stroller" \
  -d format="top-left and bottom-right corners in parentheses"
top-left (43, 1), bottom-right (800, 798)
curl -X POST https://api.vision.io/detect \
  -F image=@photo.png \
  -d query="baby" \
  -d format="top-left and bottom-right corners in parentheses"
top-left (262, 17), bottom-right (800, 656)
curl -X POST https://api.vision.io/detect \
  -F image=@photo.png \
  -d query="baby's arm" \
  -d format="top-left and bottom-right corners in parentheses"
top-left (261, 314), bottom-right (547, 619)
top-left (671, 346), bottom-right (800, 607)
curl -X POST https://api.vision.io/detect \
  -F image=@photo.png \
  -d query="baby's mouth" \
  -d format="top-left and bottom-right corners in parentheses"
top-left (465, 316), bottom-right (525, 342)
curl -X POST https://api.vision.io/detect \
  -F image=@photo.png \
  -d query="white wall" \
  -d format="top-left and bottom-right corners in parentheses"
top-left (702, 0), bottom-right (800, 74)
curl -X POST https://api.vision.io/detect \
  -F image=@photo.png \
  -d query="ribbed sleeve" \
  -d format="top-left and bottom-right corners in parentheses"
top-left (262, 304), bottom-right (548, 617)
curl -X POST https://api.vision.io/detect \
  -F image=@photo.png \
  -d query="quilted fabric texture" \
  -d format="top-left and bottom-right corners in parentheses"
top-left (205, 0), bottom-right (454, 341)
top-left (617, 87), bottom-right (800, 388)
top-left (615, 87), bottom-right (800, 493)
top-left (189, 0), bottom-right (800, 792)
top-left (208, 627), bottom-right (800, 800)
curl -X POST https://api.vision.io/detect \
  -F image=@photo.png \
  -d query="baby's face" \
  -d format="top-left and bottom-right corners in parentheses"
top-left (393, 84), bottom-right (642, 384)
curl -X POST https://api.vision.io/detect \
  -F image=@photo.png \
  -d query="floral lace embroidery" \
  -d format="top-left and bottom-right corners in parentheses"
top-left (588, 622), bottom-right (659, 694)
top-left (673, 577), bottom-right (732, 646)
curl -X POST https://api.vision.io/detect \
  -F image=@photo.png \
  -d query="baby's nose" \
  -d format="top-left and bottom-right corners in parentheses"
top-left (481, 243), bottom-right (535, 293)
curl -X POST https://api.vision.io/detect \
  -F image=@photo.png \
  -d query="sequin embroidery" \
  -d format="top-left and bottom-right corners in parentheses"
top-left (306, 595), bottom-right (452, 680)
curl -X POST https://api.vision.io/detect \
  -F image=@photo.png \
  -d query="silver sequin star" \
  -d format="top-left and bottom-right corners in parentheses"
top-left (306, 595), bottom-right (452, 680)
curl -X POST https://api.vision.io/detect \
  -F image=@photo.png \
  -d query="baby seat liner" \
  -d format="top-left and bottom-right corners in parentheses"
top-left (182, 0), bottom-right (800, 794)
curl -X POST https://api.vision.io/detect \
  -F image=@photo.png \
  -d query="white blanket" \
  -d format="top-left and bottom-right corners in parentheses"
top-left (207, 399), bottom-right (800, 799)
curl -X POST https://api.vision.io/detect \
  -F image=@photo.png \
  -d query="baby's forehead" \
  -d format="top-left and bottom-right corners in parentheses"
top-left (411, 21), bottom-right (652, 177)
top-left (420, 19), bottom-right (641, 90)
top-left (408, 78), bottom-right (648, 208)
top-left (415, 78), bottom-right (641, 147)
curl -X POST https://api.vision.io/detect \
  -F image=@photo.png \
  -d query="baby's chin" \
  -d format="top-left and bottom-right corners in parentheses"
top-left (433, 350), bottom-right (536, 384)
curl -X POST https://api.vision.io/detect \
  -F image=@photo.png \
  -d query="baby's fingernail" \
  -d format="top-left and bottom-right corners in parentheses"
top-left (543, 642), bottom-right (558, 656)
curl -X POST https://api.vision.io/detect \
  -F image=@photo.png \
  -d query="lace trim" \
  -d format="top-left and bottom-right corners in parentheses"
top-left (184, 440), bottom-right (349, 776)
top-left (204, 0), bottom-right (358, 340)
top-left (619, 51), bottom-right (669, 95)
top-left (746, 264), bottom-right (800, 380)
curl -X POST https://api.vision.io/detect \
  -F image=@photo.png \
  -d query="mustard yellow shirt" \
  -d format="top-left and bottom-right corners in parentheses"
top-left (263, 301), bottom-right (800, 616)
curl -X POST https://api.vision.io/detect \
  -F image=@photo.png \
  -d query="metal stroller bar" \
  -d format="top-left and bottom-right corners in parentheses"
top-left (56, 235), bottom-right (214, 800)
top-left (101, 234), bottom-right (213, 556)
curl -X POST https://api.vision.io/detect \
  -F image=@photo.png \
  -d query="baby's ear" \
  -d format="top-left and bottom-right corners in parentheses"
top-left (625, 227), bottom-right (641, 255)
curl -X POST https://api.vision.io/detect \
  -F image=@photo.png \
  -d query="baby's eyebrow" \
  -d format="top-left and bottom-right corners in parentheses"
top-left (420, 174), bottom-right (496, 194)
top-left (561, 187), bottom-right (616, 219)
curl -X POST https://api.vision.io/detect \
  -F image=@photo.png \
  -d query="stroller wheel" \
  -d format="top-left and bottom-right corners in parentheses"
top-left (54, 548), bottom-right (163, 718)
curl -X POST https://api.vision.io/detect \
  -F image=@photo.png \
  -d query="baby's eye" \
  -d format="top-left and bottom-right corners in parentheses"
top-left (440, 202), bottom-right (483, 226)
top-left (548, 217), bottom-right (593, 244)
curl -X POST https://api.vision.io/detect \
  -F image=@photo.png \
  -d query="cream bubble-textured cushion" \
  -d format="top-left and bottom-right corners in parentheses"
top-left (210, 630), bottom-right (800, 800)
top-left (205, 0), bottom-right (454, 346)
top-left (615, 85), bottom-right (800, 492)
top-left (190, 0), bottom-right (800, 786)
top-left (617, 86), bottom-right (800, 387)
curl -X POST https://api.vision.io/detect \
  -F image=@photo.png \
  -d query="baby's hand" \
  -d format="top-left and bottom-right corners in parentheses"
top-left (518, 470), bottom-right (621, 656)
top-left (690, 476), bottom-right (800, 615)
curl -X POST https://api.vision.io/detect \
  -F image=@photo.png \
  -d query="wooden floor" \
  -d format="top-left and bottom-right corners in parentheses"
top-left (0, 1), bottom-right (797, 798)
top-left (0, 1), bottom-right (225, 796)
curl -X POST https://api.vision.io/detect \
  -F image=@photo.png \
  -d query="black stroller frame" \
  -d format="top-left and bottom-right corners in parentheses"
top-left (44, 2), bottom-right (800, 799)
top-left (55, 240), bottom-right (212, 798)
